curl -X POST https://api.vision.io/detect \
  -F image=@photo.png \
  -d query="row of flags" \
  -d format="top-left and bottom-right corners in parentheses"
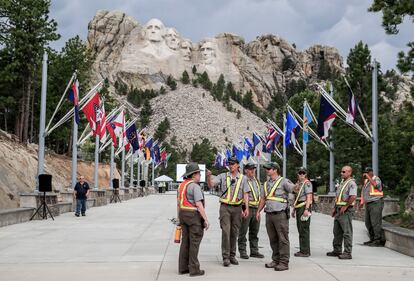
top-left (66, 80), bottom-right (171, 169)
top-left (213, 81), bottom-right (364, 168)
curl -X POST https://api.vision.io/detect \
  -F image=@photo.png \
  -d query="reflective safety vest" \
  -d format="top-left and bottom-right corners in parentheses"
top-left (247, 178), bottom-right (261, 207)
top-left (360, 176), bottom-right (383, 205)
top-left (336, 178), bottom-right (356, 206)
top-left (294, 180), bottom-right (311, 209)
top-left (264, 177), bottom-right (287, 203)
top-left (178, 179), bottom-right (197, 211)
top-left (219, 174), bottom-right (244, 205)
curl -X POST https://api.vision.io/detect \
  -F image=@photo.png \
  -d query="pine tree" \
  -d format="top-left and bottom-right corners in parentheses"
top-left (181, 70), bottom-right (190, 84)
top-left (166, 75), bottom-right (177, 90)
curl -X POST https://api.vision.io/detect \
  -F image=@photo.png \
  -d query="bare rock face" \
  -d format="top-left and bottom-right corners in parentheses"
top-left (87, 11), bottom-right (344, 109)
top-left (146, 84), bottom-right (266, 152)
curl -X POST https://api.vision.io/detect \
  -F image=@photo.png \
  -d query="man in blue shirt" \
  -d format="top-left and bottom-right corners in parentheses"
top-left (73, 175), bottom-right (90, 217)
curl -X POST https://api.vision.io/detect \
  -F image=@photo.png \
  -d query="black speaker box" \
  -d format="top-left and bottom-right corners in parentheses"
top-left (139, 180), bottom-right (146, 187)
top-left (38, 174), bottom-right (52, 192)
top-left (112, 178), bottom-right (120, 189)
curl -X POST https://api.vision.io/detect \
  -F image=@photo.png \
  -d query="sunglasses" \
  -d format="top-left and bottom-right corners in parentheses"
top-left (341, 171), bottom-right (347, 173)
top-left (298, 172), bottom-right (306, 175)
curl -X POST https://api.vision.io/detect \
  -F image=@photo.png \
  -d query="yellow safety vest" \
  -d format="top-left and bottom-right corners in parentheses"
top-left (264, 177), bottom-right (287, 203)
top-left (247, 178), bottom-right (261, 207)
top-left (364, 176), bottom-right (383, 197)
top-left (219, 173), bottom-right (244, 205)
top-left (336, 178), bottom-right (356, 206)
top-left (294, 180), bottom-right (311, 209)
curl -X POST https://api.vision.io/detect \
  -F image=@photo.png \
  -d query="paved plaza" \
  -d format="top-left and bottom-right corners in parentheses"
top-left (0, 192), bottom-right (413, 281)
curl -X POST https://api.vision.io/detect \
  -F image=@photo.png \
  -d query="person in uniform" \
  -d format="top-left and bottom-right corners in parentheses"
top-left (359, 167), bottom-right (384, 247)
top-left (238, 161), bottom-right (264, 259)
top-left (326, 165), bottom-right (357, 260)
top-left (291, 167), bottom-right (313, 257)
top-left (177, 163), bottom-right (209, 277)
top-left (207, 156), bottom-right (250, 267)
top-left (256, 162), bottom-right (295, 271)
top-left (73, 175), bottom-right (90, 217)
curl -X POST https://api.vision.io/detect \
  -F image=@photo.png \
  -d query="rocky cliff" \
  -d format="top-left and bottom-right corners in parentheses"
top-left (87, 10), bottom-right (344, 109)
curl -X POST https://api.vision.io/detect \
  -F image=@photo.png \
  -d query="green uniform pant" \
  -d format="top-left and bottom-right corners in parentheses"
top-left (333, 209), bottom-right (353, 254)
top-left (238, 207), bottom-right (260, 255)
top-left (365, 200), bottom-right (384, 242)
top-left (219, 204), bottom-right (242, 260)
top-left (178, 210), bottom-right (204, 274)
top-left (265, 212), bottom-right (290, 266)
top-left (295, 206), bottom-right (311, 255)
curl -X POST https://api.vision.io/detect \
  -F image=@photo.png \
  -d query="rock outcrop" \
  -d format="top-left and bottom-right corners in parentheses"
top-left (87, 10), bottom-right (344, 109)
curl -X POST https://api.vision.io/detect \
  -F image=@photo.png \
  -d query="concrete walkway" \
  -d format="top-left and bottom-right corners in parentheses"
top-left (0, 192), bottom-right (413, 281)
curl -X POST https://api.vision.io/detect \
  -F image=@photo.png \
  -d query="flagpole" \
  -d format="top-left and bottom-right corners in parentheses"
top-left (329, 83), bottom-right (335, 194)
top-left (94, 135), bottom-right (100, 190)
top-left (121, 149), bottom-right (125, 188)
top-left (37, 52), bottom-right (48, 190)
top-left (303, 101), bottom-right (307, 168)
top-left (130, 152), bottom-right (134, 187)
top-left (109, 144), bottom-right (114, 188)
top-left (137, 154), bottom-right (141, 186)
top-left (283, 113), bottom-right (287, 178)
top-left (71, 112), bottom-right (78, 189)
top-left (372, 59), bottom-right (379, 175)
top-left (152, 160), bottom-right (155, 187)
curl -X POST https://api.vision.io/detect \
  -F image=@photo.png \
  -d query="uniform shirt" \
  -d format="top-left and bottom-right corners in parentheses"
top-left (74, 182), bottom-right (89, 200)
top-left (296, 180), bottom-right (313, 202)
top-left (336, 178), bottom-right (357, 205)
top-left (246, 177), bottom-right (261, 207)
top-left (186, 182), bottom-right (205, 206)
top-left (363, 176), bottom-right (383, 203)
top-left (261, 176), bottom-right (295, 212)
top-left (211, 172), bottom-right (250, 203)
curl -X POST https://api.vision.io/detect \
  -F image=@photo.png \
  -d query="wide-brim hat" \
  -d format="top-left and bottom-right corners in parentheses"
top-left (182, 162), bottom-right (203, 178)
top-left (263, 162), bottom-right (280, 170)
top-left (364, 167), bottom-right (373, 173)
top-left (244, 161), bottom-right (256, 169)
top-left (228, 156), bottom-right (239, 164)
top-left (297, 166), bottom-right (307, 174)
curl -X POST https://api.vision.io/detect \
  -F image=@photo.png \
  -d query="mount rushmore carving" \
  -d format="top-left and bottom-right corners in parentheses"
top-left (87, 10), bottom-right (343, 108)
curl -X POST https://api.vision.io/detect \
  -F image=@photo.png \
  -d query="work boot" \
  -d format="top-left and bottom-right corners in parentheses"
top-left (326, 251), bottom-right (341, 257)
top-left (82, 213), bottom-right (86, 216)
top-left (189, 270), bottom-right (205, 277)
top-left (274, 264), bottom-right (289, 271)
top-left (178, 270), bottom-right (189, 275)
top-left (265, 261), bottom-right (277, 268)
top-left (230, 257), bottom-right (239, 265)
top-left (294, 251), bottom-right (310, 257)
top-left (223, 259), bottom-right (231, 267)
top-left (250, 252), bottom-right (264, 258)
top-left (75, 213), bottom-right (80, 217)
top-left (367, 240), bottom-right (383, 247)
top-left (338, 253), bottom-right (352, 259)
top-left (240, 252), bottom-right (249, 259)
top-left (363, 240), bottom-right (373, 245)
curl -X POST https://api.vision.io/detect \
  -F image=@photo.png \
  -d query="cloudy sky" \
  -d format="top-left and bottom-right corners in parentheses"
top-left (50, 0), bottom-right (413, 71)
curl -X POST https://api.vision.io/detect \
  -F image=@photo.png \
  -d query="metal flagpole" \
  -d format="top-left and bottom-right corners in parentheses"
top-left (94, 135), bottom-right (100, 189)
top-left (37, 52), bottom-right (48, 190)
top-left (329, 83), bottom-right (335, 194)
top-left (109, 144), bottom-right (114, 188)
top-left (137, 154), bottom-right (141, 185)
top-left (121, 149), bottom-right (125, 188)
top-left (372, 59), bottom-right (379, 175)
top-left (71, 110), bottom-right (78, 189)
top-left (283, 113), bottom-right (287, 178)
top-left (152, 160), bottom-right (155, 187)
top-left (130, 152), bottom-right (134, 187)
top-left (303, 101), bottom-right (307, 168)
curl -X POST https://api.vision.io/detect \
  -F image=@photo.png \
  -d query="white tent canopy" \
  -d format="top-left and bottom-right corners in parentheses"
top-left (154, 175), bottom-right (174, 182)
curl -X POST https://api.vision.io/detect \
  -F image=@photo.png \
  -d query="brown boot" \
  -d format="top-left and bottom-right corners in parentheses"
top-left (338, 253), bottom-right (352, 260)
top-left (230, 257), bottom-right (239, 265)
top-left (294, 251), bottom-right (310, 257)
top-left (275, 264), bottom-right (289, 271)
top-left (265, 261), bottom-right (277, 268)
top-left (223, 259), bottom-right (230, 267)
top-left (326, 251), bottom-right (341, 257)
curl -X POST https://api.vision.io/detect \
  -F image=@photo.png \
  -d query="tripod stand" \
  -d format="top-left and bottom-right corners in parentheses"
top-left (30, 192), bottom-right (55, 220)
top-left (110, 189), bottom-right (122, 203)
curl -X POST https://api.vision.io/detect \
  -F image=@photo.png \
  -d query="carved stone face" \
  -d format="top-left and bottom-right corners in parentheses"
top-left (165, 28), bottom-right (179, 50)
top-left (180, 40), bottom-right (192, 61)
top-left (200, 41), bottom-right (216, 65)
top-left (144, 18), bottom-right (165, 42)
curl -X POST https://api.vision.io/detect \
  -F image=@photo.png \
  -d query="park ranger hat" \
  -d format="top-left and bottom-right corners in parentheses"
top-left (263, 162), bottom-right (280, 170)
top-left (244, 161), bottom-right (256, 169)
top-left (228, 156), bottom-right (239, 164)
top-left (182, 162), bottom-right (203, 178)
top-left (364, 167), bottom-right (373, 173)
top-left (297, 167), bottom-right (308, 174)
